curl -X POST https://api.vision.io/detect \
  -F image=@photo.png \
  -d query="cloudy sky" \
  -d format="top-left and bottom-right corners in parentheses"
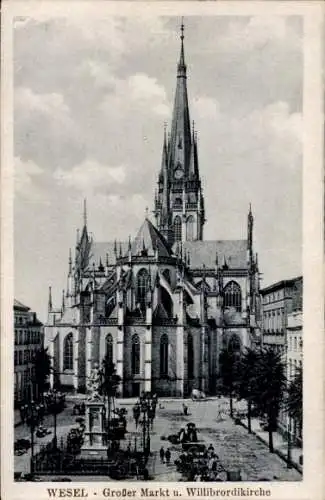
top-left (14, 14), bottom-right (303, 321)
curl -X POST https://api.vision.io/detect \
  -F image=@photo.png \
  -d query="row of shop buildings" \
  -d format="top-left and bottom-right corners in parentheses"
top-left (13, 299), bottom-right (44, 406)
top-left (260, 276), bottom-right (303, 446)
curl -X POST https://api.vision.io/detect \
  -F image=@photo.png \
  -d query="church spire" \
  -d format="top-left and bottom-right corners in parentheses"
top-left (83, 198), bottom-right (87, 228)
top-left (48, 286), bottom-right (52, 313)
top-left (169, 19), bottom-right (191, 175)
top-left (178, 18), bottom-right (186, 77)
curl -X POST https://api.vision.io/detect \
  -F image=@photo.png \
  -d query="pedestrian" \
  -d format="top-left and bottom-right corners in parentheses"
top-left (160, 446), bottom-right (165, 463)
top-left (165, 448), bottom-right (171, 465)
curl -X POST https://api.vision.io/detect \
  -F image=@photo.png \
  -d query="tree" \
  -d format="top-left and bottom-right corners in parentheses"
top-left (218, 347), bottom-right (241, 418)
top-left (286, 366), bottom-right (303, 439)
top-left (33, 347), bottom-right (52, 402)
top-left (253, 347), bottom-right (286, 452)
top-left (237, 347), bottom-right (261, 433)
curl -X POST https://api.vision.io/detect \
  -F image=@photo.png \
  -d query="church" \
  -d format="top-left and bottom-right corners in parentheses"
top-left (44, 25), bottom-right (261, 397)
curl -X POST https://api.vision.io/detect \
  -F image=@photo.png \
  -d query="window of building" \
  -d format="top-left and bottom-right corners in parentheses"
top-left (162, 269), bottom-right (171, 284)
top-left (131, 335), bottom-right (140, 375)
top-left (294, 337), bottom-right (297, 351)
top-left (105, 334), bottom-right (113, 365)
top-left (63, 333), bottom-right (73, 370)
top-left (186, 215), bottom-right (195, 241)
top-left (160, 334), bottom-right (169, 377)
top-left (223, 281), bottom-right (242, 312)
top-left (14, 351), bottom-right (17, 366)
top-left (136, 268), bottom-right (149, 314)
top-left (173, 216), bottom-right (182, 242)
top-left (187, 333), bottom-right (194, 379)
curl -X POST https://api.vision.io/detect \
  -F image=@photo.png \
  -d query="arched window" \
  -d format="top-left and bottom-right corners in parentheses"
top-left (160, 334), bottom-right (169, 377)
top-left (186, 215), bottom-right (195, 241)
top-left (105, 334), bottom-right (113, 365)
top-left (136, 268), bottom-right (149, 313)
top-left (223, 281), bottom-right (242, 312)
top-left (173, 216), bottom-right (182, 242)
top-left (162, 269), bottom-right (171, 284)
top-left (188, 333), bottom-right (194, 379)
top-left (63, 333), bottom-right (73, 370)
top-left (131, 334), bottom-right (140, 375)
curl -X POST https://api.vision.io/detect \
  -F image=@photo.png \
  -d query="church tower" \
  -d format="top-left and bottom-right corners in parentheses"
top-left (154, 22), bottom-right (205, 246)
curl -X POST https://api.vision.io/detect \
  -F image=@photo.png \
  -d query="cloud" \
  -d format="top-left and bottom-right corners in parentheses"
top-left (101, 71), bottom-right (171, 118)
top-left (14, 156), bottom-right (45, 201)
top-left (15, 87), bottom-right (71, 118)
top-left (218, 16), bottom-right (301, 53)
top-left (53, 159), bottom-right (127, 195)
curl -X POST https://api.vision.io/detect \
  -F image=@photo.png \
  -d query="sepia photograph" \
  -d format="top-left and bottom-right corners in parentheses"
top-left (1, 1), bottom-right (324, 497)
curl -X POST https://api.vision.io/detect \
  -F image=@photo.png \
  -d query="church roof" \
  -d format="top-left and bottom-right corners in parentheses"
top-left (182, 240), bottom-right (247, 269)
top-left (14, 299), bottom-right (30, 311)
top-left (89, 242), bottom-right (128, 267)
top-left (131, 218), bottom-right (172, 258)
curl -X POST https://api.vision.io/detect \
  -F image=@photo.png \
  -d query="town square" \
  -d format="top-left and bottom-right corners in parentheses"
top-left (12, 13), bottom-right (304, 483)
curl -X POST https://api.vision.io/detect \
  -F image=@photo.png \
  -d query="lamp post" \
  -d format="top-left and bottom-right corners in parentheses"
top-left (28, 401), bottom-right (39, 476)
top-left (52, 389), bottom-right (58, 448)
top-left (287, 416), bottom-right (292, 468)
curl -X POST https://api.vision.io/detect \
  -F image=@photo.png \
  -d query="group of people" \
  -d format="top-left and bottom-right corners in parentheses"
top-left (159, 446), bottom-right (172, 465)
top-left (132, 393), bottom-right (158, 429)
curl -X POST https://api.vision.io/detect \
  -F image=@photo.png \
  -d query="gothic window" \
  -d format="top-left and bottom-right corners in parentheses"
top-left (136, 268), bottom-right (149, 313)
top-left (173, 216), bottom-right (182, 242)
top-left (105, 334), bottom-right (113, 365)
top-left (160, 334), bottom-right (169, 377)
top-left (174, 198), bottom-right (182, 207)
top-left (187, 333), bottom-right (194, 379)
top-left (63, 333), bottom-right (73, 370)
top-left (162, 269), bottom-right (171, 284)
top-left (186, 215), bottom-right (195, 241)
top-left (131, 334), bottom-right (140, 375)
top-left (223, 281), bottom-right (242, 312)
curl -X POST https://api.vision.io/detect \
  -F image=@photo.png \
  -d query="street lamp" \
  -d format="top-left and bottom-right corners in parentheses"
top-left (52, 389), bottom-right (58, 448)
top-left (287, 416), bottom-right (292, 468)
top-left (139, 395), bottom-right (152, 457)
top-left (28, 401), bottom-right (39, 475)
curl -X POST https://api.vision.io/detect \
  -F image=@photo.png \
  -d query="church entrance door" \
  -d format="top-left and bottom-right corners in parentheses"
top-left (132, 382), bottom-right (140, 397)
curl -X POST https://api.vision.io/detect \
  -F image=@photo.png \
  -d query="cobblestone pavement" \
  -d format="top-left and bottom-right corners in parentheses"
top-left (14, 396), bottom-right (302, 481)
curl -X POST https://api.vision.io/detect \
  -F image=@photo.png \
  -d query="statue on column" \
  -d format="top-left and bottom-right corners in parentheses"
top-left (87, 363), bottom-right (103, 401)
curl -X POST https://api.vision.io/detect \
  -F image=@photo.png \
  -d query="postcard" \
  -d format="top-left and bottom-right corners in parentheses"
top-left (1, 1), bottom-right (324, 500)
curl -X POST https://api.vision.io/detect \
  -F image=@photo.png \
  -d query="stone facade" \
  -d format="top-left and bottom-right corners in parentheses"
top-left (44, 27), bottom-right (261, 398)
top-left (14, 299), bottom-right (43, 405)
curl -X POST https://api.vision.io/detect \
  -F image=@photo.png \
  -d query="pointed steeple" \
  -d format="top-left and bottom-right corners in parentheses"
top-left (61, 289), bottom-right (65, 313)
top-left (83, 198), bottom-right (87, 228)
top-left (248, 203), bottom-right (254, 253)
top-left (48, 286), bottom-right (52, 313)
top-left (169, 19), bottom-right (191, 176)
top-left (188, 123), bottom-right (199, 179)
top-left (68, 248), bottom-right (72, 275)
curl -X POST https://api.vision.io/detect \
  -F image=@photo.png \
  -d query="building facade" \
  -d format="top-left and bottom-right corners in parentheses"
top-left (286, 295), bottom-right (303, 446)
top-left (260, 276), bottom-right (303, 353)
top-left (44, 26), bottom-right (262, 397)
top-left (14, 299), bottom-right (43, 406)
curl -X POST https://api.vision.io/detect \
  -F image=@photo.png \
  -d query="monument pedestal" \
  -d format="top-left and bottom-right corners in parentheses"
top-left (80, 401), bottom-right (107, 458)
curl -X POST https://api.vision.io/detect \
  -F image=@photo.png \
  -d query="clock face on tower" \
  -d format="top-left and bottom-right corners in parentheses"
top-left (174, 167), bottom-right (184, 180)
